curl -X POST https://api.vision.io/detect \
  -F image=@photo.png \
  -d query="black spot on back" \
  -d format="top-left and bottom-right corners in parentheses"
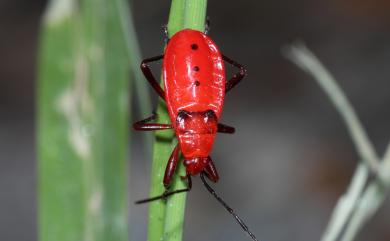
top-left (193, 66), bottom-right (200, 71)
top-left (191, 44), bottom-right (198, 50)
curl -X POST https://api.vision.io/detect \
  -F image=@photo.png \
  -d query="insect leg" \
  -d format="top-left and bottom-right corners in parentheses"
top-left (204, 157), bottom-right (219, 182)
top-left (135, 144), bottom-right (193, 204)
top-left (133, 112), bottom-right (172, 131)
top-left (163, 143), bottom-right (181, 187)
top-left (140, 55), bottom-right (166, 100)
top-left (222, 55), bottom-right (247, 93)
top-left (218, 123), bottom-right (235, 134)
top-left (135, 175), bottom-right (192, 204)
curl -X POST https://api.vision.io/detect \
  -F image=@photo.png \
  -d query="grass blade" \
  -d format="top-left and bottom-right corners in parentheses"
top-left (37, 0), bottom-right (130, 240)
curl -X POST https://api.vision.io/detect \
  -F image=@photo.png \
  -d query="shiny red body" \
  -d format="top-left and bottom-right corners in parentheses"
top-left (134, 28), bottom-right (256, 241)
top-left (163, 29), bottom-right (225, 175)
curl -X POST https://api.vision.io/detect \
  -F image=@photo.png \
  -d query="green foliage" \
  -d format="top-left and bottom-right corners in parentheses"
top-left (37, 0), bottom-right (131, 240)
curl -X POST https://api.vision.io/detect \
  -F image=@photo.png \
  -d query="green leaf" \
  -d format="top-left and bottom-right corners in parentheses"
top-left (37, 0), bottom-right (132, 240)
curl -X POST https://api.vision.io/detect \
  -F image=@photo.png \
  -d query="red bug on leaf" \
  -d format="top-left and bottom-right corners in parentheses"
top-left (134, 27), bottom-right (258, 241)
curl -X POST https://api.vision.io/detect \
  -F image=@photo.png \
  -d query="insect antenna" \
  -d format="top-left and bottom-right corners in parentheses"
top-left (135, 176), bottom-right (192, 204)
top-left (200, 172), bottom-right (259, 241)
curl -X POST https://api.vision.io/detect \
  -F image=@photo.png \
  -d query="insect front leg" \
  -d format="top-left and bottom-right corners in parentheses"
top-left (133, 112), bottom-right (172, 131)
top-left (223, 55), bottom-right (247, 93)
top-left (140, 55), bottom-right (166, 100)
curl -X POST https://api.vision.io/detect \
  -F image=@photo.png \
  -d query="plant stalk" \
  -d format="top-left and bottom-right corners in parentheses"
top-left (147, 1), bottom-right (207, 241)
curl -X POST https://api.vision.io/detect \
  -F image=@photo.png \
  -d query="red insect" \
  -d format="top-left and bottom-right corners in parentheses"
top-left (135, 29), bottom-right (245, 185)
top-left (134, 28), bottom-right (258, 241)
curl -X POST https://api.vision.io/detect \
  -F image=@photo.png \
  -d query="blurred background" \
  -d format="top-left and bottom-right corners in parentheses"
top-left (1, 0), bottom-right (390, 241)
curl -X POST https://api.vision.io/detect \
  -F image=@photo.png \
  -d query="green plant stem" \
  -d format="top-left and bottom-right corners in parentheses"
top-left (148, 100), bottom-right (175, 241)
top-left (38, 0), bottom-right (130, 241)
top-left (164, 2), bottom-right (207, 241)
top-left (147, 1), bottom-right (207, 241)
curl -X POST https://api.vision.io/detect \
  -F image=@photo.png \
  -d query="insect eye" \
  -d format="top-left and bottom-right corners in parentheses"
top-left (204, 109), bottom-right (217, 121)
top-left (177, 110), bottom-right (190, 122)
